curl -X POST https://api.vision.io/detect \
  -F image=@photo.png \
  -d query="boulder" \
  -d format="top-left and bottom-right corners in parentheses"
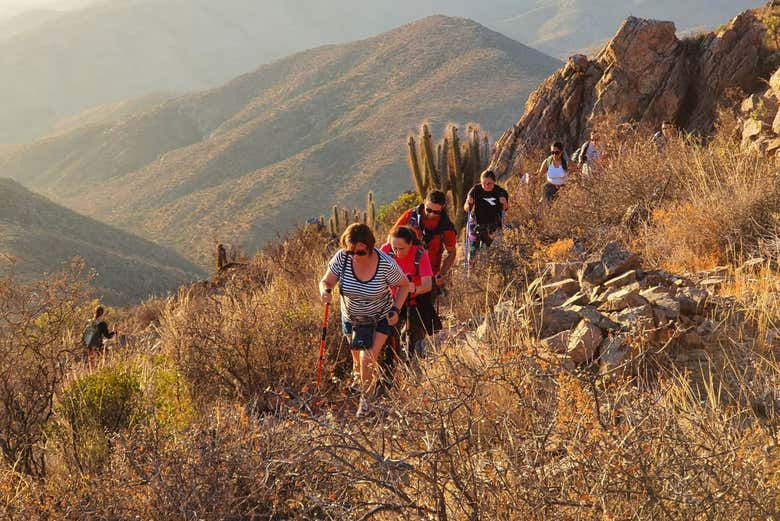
top-left (541, 308), bottom-right (580, 337)
top-left (540, 278), bottom-right (581, 297)
top-left (541, 330), bottom-right (571, 354)
top-left (771, 67), bottom-right (780, 99)
top-left (742, 117), bottom-right (765, 140)
top-left (544, 262), bottom-right (579, 283)
top-left (675, 287), bottom-right (709, 315)
top-left (599, 334), bottom-right (634, 377)
top-left (567, 305), bottom-right (623, 331)
top-left (613, 305), bottom-right (656, 331)
top-left (640, 287), bottom-right (681, 320)
top-left (567, 320), bottom-right (604, 364)
top-left (603, 269), bottom-right (639, 289)
top-left (599, 287), bottom-right (650, 312)
top-left (580, 242), bottom-right (641, 286)
top-left (774, 109), bottom-right (780, 135)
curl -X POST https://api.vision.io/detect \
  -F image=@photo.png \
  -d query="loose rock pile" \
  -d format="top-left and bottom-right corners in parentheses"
top-left (481, 242), bottom-right (730, 377)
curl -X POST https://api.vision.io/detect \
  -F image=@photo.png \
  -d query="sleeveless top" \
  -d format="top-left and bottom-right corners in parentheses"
top-left (545, 157), bottom-right (567, 186)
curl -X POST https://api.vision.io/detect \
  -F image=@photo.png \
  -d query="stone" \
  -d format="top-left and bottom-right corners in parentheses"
top-left (544, 262), bottom-right (579, 283)
top-left (641, 287), bottom-right (680, 320)
top-left (599, 334), bottom-right (633, 377)
top-left (740, 93), bottom-right (762, 113)
top-left (567, 305), bottom-right (623, 331)
top-left (767, 137), bottom-right (780, 153)
top-left (700, 276), bottom-right (728, 289)
top-left (675, 287), bottom-right (709, 315)
top-left (599, 287), bottom-right (650, 312)
top-left (567, 320), bottom-right (604, 364)
top-left (541, 330), bottom-right (571, 354)
top-left (742, 118), bottom-right (765, 140)
top-left (579, 242), bottom-right (641, 286)
top-left (613, 305), bottom-right (656, 331)
top-left (561, 291), bottom-right (589, 308)
top-left (603, 270), bottom-right (638, 289)
top-left (540, 278), bottom-right (580, 297)
top-left (541, 308), bottom-right (580, 337)
top-left (771, 67), bottom-right (780, 99)
top-left (774, 109), bottom-right (780, 135)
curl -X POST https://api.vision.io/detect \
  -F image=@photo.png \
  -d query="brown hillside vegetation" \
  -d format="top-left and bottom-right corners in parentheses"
top-left (0, 15), bottom-right (561, 267)
top-left (1, 117), bottom-right (778, 518)
top-left (0, 178), bottom-right (204, 306)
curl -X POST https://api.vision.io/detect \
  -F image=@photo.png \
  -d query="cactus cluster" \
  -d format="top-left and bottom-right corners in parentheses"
top-left (407, 123), bottom-right (490, 229)
top-left (327, 191), bottom-right (377, 236)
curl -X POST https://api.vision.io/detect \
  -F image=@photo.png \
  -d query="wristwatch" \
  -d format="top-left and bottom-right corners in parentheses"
top-left (389, 306), bottom-right (400, 315)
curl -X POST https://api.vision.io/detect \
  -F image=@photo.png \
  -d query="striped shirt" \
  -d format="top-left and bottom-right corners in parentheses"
top-left (328, 249), bottom-right (404, 324)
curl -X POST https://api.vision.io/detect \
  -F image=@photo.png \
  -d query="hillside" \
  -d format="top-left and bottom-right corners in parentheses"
top-left (0, 0), bottom-right (761, 144)
top-left (0, 15), bottom-right (561, 266)
top-left (0, 178), bottom-right (204, 305)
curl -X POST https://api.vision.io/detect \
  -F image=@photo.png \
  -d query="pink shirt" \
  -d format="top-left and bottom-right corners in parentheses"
top-left (380, 243), bottom-right (433, 295)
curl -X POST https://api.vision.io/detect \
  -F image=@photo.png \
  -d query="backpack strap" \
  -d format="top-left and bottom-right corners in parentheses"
top-left (337, 250), bottom-right (349, 294)
top-left (413, 246), bottom-right (424, 278)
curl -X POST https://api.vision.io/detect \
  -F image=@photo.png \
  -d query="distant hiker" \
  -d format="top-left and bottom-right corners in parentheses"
top-left (538, 141), bottom-right (570, 202)
top-left (572, 131), bottom-right (604, 177)
top-left (319, 223), bottom-right (412, 417)
top-left (216, 243), bottom-right (228, 271)
top-left (464, 170), bottom-right (509, 257)
top-left (381, 225), bottom-right (441, 359)
top-left (394, 190), bottom-right (457, 298)
top-left (82, 305), bottom-right (117, 367)
top-left (652, 121), bottom-right (677, 150)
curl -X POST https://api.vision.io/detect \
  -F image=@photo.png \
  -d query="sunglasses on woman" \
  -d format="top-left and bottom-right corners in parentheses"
top-left (348, 249), bottom-right (369, 257)
top-left (552, 150), bottom-right (562, 155)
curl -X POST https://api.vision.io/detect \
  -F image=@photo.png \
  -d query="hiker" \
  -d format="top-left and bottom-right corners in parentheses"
top-left (538, 141), bottom-right (569, 202)
top-left (464, 170), bottom-right (509, 257)
top-left (319, 223), bottom-right (412, 417)
top-left (573, 131), bottom-right (604, 177)
top-left (652, 120), bottom-right (676, 150)
top-left (380, 225), bottom-right (441, 359)
top-left (393, 190), bottom-right (457, 299)
top-left (82, 305), bottom-right (117, 367)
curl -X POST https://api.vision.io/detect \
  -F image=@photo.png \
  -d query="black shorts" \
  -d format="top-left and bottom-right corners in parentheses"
top-left (342, 318), bottom-right (392, 350)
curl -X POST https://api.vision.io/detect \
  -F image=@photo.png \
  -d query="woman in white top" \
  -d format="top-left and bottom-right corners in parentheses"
top-left (538, 141), bottom-right (569, 202)
top-left (319, 223), bottom-right (412, 417)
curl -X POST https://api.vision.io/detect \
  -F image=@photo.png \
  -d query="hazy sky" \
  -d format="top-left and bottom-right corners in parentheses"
top-left (0, 0), bottom-right (91, 18)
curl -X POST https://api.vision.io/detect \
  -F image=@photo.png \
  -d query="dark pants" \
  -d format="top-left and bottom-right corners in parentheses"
top-left (468, 223), bottom-right (498, 258)
top-left (543, 182), bottom-right (562, 202)
top-left (401, 292), bottom-right (442, 358)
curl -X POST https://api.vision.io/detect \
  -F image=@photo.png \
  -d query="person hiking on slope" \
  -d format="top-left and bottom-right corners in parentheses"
top-left (319, 223), bottom-right (412, 418)
top-left (381, 225), bottom-right (441, 360)
top-left (394, 190), bottom-right (456, 301)
top-left (538, 141), bottom-right (570, 203)
top-left (573, 131), bottom-right (604, 178)
top-left (652, 120), bottom-right (677, 150)
top-left (464, 170), bottom-right (509, 257)
top-left (82, 305), bottom-right (117, 368)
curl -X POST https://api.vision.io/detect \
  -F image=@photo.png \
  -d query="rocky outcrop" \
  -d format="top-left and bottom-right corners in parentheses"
top-left (740, 67), bottom-right (780, 163)
top-left (490, 10), bottom-right (772, 178)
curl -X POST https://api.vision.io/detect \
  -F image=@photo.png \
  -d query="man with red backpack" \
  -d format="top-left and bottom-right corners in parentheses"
top-left (393, 190), bottom-right (457, 301)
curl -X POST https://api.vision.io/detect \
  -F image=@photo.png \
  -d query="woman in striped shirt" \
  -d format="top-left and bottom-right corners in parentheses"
top-left (320, 224), bottom-right (412, 416)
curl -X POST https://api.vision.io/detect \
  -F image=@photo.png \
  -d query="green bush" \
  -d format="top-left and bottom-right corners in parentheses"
top-left (58, 364), bottom-right (142, 434)
top-left (148, 355), bottom-right (194, 432)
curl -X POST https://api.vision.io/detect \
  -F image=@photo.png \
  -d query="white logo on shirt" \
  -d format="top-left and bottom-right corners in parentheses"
top-left (483, 197), bottom-right (497, 206)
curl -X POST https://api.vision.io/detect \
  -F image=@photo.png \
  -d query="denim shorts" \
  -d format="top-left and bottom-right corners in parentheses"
top-left (342, 317), bottom-right (392, 341)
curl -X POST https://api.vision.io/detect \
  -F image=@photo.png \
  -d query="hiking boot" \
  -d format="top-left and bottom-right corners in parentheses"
top-left (356, 396), bottom-right (371, 418)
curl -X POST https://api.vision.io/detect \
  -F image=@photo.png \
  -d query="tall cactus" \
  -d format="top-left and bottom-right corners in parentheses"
top-left (406, 122), bottom-right (491, 231)
top-left (366, 191), bottom-right (376, 230)
top-left (407, 136), bottom-right (426, 198)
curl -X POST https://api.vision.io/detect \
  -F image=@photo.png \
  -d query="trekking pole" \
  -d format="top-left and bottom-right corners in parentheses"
top-left (314, 302), bottom-right (330, 410)
top-left (464, 210), bottom-right (472, 277)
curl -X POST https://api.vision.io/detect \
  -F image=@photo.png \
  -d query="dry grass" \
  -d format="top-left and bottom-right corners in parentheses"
top-left (1, 124), bottom-right (780, 519)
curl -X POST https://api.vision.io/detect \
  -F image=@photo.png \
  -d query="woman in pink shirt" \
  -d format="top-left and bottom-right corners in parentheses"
top-left (381, 226), bottom-right (442, 359)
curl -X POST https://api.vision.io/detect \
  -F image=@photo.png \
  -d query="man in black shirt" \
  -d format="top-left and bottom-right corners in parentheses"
top-left (464, 170), bottom-right (509, 258)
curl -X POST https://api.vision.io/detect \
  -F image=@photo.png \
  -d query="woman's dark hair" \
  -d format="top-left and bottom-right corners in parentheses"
top-left (93, 306), bottom-right (104, 321)
top-left (550, 141), bottom-right (567, 171)
top-left (389, 225), bottom-right (421, 246)
top-left (480, 170), bottom-right (496, 181)
top-left (340, 223), bottom-right (376, 252)
top-left (426, 190), bottom-right (447, 206)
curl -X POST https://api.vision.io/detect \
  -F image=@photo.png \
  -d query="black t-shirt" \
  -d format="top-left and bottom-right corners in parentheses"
top-left (467, 184), bottom-right (508, 228)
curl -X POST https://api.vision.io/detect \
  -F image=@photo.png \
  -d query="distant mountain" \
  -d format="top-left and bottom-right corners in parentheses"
top-left (0, 0), bottom-right (761, 144)
top-left (0, 178), bottom-right (204, 306)
top-left (0, 15), bottom-right (561, 266)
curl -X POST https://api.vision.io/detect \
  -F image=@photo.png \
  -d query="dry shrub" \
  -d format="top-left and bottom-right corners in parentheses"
top-left (0, 259), bottom-right (92, 477)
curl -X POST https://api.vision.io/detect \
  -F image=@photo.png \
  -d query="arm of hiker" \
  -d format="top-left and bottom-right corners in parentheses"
top-left (438, 242), bottom-right (457, 282)
top-left (414, 252), bottom-right (433, 295)
top-left (319, 272), bottom-right (337, 304)
top-left (389, 277), bottom-right (413, 325)
top-left (98, 321), bottom-right (115, 339)
top-left (500, 190), bottom-right (509, 211)
top-left (464, 187), bottom-right (475, 213)
top-left (538, 158), bottom-right (548, 178)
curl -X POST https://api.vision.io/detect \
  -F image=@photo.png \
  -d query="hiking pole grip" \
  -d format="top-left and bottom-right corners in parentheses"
top-left (315, 302), bottom-right (330, 399)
